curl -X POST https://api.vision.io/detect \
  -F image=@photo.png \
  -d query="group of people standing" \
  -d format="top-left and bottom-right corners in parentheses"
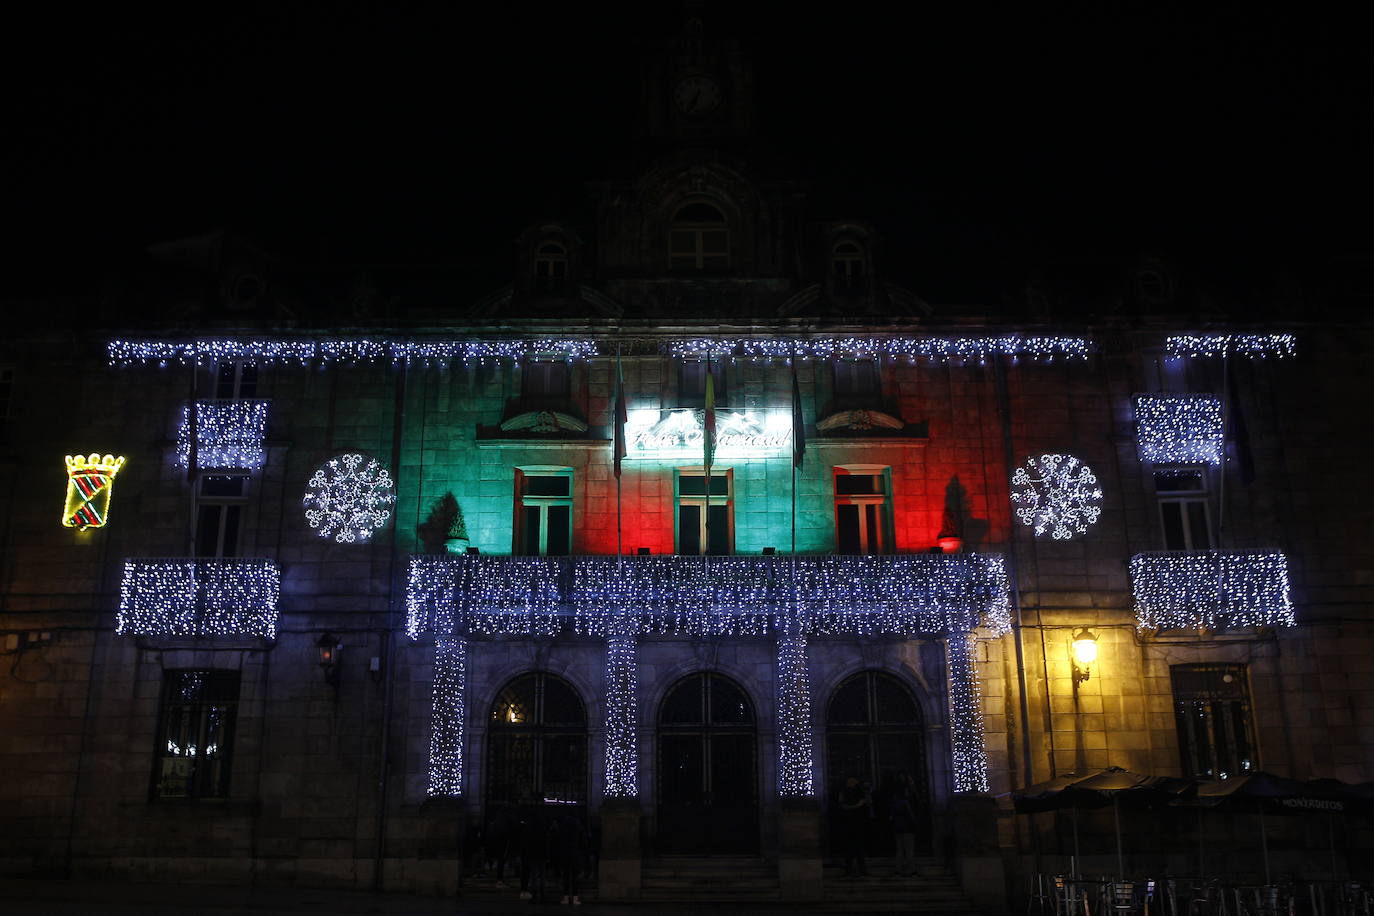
top-left (835, 771), bottom-right (925, 878)
top-left (477, 804), bottom-right (592, 905)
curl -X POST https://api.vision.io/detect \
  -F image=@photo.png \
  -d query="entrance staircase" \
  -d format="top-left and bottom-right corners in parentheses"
top-left (640, 855), bottom-right (780, 903)
top-left (819, 858), bottom-right (984, 913)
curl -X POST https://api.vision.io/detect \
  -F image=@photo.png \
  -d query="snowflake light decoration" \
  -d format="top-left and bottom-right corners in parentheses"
top-left (303, 454), bottom-right (396, 543)
top-left (1011, 453), bottom-right (1103, 540)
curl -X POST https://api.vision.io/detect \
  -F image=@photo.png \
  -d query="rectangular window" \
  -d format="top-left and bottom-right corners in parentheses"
top-left (515, 469), bottom-right (573, 556)
top-left (676, 469), bottom-right (732, 555)
top-left (834, 468), bottom-right (892, 554)
top-left (521, 360), bottom-right (570, 400)
top-left (195, 475), bottom-right (247, 558)
top-left (832, 358), bottom-right (880, 400)
top-left (677, 360), bottom-right (726, 408)
top-left (1155, 467), bottom-right (1212, 551)
top-left (1171, 664), bottom-right (1256, 779)
top-left (214, 362), bottom-right (258, 399)
top-left (154, 670), bottom-right (240, 799)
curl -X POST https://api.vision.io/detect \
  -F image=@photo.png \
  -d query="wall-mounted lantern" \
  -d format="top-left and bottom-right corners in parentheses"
top-left (1071, 627), bottom-right (1098, 686)
top-left (317, 632), bottom-right (342, 691)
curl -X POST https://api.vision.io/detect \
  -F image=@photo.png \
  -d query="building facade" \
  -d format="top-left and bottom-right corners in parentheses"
top-left (2, 23), bottom-right (1372, 912)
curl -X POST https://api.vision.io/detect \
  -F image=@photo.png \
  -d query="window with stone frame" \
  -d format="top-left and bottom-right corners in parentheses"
top-left (514, 468), bottom-right (573, 556)
top-left (195, 475), bottom-right (249, 558)
top-left (520, 359), bottom-right (571, 401)
top-left (670, 202), bottom-right (730, 270)
top-left (832, 241), bottom-right (868, 293)
top-left (153, 669), bottom-right (240, 799)
top-left (214, 362), bottom-right (258, 399)
top-left (677, 359), bottom-right (726, 409)
top-left (486, 672), bottom-right (587, 806)
top-left (1171, 664), bottom-right (1256, 779)
top-left (831, 357), bottom-right (881, 408)
top-left (676, 468), bottom-right (732, 556)
top-left (1154, 467), bottom-right (1212, 551)
top-left (534, 241), bottom-right (569, 294)
top-left (833, 466), bottom-right (893, 555)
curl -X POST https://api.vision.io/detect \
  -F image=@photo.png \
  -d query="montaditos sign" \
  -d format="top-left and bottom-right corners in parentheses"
top-left (625, 408), bottom-right (792, 460)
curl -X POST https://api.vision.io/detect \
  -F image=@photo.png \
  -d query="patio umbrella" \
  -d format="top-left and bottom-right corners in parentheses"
top-left (1010, 767), bottom-right (1183, 877)
top-left (1174, 771), bottom-right (1352, 884)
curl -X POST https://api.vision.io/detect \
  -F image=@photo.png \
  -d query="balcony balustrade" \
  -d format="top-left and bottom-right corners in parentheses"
top-left (116, 558), bottom-right (282, 639)
top-left (405, 553), bottom-right (1010, 639)
top-left (176, 398), bottom-right (271, 470)
top-left (1129, 549), bottom-right (1294, 630)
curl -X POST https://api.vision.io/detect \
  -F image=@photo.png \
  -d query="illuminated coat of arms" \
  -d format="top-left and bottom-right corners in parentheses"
top-left (63, 453), bottom-right (127, 529)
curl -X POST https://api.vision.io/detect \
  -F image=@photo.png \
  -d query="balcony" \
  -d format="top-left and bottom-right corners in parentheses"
top-left (1129, 550), bottom-right (1294, 631)
top-left (176, 399), bottom-right (271, 470)
top-left (116, 559), bottom-right (282, 640)
top-left (405, 553), bottom-right (1010, 639)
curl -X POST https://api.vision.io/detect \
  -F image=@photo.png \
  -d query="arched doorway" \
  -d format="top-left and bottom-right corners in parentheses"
top-left (825, 670), bottom-right (929, 855)
top-left (657, 672), bottom-right (758, 854)
top-left (486, 672), bottom-right (588, 808)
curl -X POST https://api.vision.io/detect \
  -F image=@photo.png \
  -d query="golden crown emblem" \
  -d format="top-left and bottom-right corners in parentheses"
top-left (65, 453), bottom-right (128, 476)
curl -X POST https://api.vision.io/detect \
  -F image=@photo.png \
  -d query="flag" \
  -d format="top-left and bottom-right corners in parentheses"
top-left (613, 351), bottom-right (628, 479)
top-left (702, 355), bottom-right (716, 476)
top-left (790, 357), bottom-right (806, 470)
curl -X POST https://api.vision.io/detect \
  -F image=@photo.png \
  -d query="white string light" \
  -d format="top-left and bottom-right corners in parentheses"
top-left (108, 337), bottom-right (598, 367)
top-left (1134, 394), bottom-right (1224, 465)
top-left (947, 632), bottom-right (990, 794)
top-left (603, 636), bottom-right (638, 798)
top-left (776, 635), bottom-right (815, 797)
top-left (176, 400), bottom-right (270, 470)
top-left (1011, 454), bottom-right (1103, 540)
top-left (1129, 550), bottom-right (1295, 630)
top-left (116, 559), bottom-right (281, 639)
top-left (428, 636), bottom-right (467, 797)
top-left (302, 454), bottom-right (396, 543)
top-left (405, 556), bottom-right (563, 639)
top-left (669, 335), bottom-right (1092, 362)
top-left (1165, 334), bottom-right (1296, 359)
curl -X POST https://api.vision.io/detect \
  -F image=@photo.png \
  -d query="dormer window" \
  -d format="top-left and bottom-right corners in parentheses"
top-left (832, 241), bottom-right (868, 292)
top-left (534, 242), bottom-right (569, 294)
top-left (670, 202), bottom-right (729, 271)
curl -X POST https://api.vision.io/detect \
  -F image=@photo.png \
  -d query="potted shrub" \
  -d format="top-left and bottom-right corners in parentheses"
top-left (444, 503), bottom-right (470, 555)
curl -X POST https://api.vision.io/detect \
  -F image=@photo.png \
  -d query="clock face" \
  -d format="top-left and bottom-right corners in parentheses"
top-left (673, 75), bottom-right (722, 118)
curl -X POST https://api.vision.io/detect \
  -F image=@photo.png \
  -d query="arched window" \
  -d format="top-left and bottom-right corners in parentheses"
top-left (670, 202), bottom-right (729, 270)
top-left (657, 672), bottom-right (758, 853)
top-left (534, 242), bottom-right (569, 294)
top-left (832, 241), bottom-right (867, 292)
top-left (486, 672), bottom-right (587, 806)
top-left (826, 670), bottom-right (928, 853)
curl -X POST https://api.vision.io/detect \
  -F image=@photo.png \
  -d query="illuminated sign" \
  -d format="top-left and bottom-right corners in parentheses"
top-left (625, 408), bottom-right (792, 460)
top-left (63, 453), bottom-right (127, 530)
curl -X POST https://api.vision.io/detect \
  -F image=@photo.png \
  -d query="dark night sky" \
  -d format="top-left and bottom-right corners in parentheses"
top-left (7, 3), bottom-right (1371, 305)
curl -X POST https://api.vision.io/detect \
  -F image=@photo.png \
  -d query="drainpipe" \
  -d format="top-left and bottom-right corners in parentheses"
top-left (373, 360), bottom-right (409, 891)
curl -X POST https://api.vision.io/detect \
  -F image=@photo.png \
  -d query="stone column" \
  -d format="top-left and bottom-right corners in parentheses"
top-left (599, 635), bottom-right (641, 898)
top-left (427, 636), bottom-right (467, 797)
top-left (945, 631), bottom-right (989, 794)
top-left (776, 634), bottom-right (822, 900)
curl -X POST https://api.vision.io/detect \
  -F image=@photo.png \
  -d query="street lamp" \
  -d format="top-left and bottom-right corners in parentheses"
top-left (1071, 627), bottom-right (1098, 686)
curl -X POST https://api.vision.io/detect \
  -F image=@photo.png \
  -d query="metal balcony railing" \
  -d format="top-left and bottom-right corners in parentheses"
top-left (116, 558), bottom-right (281, 639)
top-left (405, 553), bottom-right (1010, 639)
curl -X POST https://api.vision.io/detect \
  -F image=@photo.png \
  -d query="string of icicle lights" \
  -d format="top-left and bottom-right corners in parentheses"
top-left (777, 635), bottom-right (815, 796)
top-left (176, 400), bottom-right (270, 470)
top-left (603, 637), bottom-right (638, 798)
top-left (1165, 334), bottom-right (1296, 359)
top-left (108, 338), bottom-right (599, 366)
top-left (428, 637), bottom-right (467, 796)
top-left (669, 335), bottom-right (1092, 362)
top-left (115, 559), bottom-right (281, 639)
top-left (405, 555), bottom-right (1011, 638)
top-left (1129, 550), bottom-right (1295, 630)
top-left (1134, 394), bottom-right (1224, 465)
top-left (947, 633), bottom-right (990, 794)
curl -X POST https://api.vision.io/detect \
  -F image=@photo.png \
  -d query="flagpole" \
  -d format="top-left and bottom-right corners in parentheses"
top-left (790, 346), bottom-right (797, 556)
top-left (614, 344), bottom-right (625, 568)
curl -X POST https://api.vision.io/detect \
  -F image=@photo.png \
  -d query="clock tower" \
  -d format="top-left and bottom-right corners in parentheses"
top-left (636, 1), bottom-right (757, 157)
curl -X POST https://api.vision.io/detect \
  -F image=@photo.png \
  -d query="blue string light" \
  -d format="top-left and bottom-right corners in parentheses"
top-left (116, 559), bottom-right (281, 639)
top-left (1129, 550), bottom-right (1295, 630)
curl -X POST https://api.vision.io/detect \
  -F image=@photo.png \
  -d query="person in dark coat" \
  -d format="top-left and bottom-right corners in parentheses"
top-left (486, 804), bottom-right (516, 888)
top-left (888, 772), bottom-right (918, 876)
top-left (549, 812), bottom-right (588, 905)
top-left (516, 804), bottom-right (550, 902)
top-left (837, 775), bottom-right (872, 878)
